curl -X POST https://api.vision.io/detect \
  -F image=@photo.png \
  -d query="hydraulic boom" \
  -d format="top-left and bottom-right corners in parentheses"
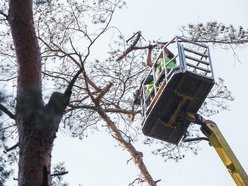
top-left (187, 114), bottom-right (248, 186)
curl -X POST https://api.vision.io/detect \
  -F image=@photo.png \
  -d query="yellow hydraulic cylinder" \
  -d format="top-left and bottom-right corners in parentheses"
top-left (201, 120), bottom-right (248, 186)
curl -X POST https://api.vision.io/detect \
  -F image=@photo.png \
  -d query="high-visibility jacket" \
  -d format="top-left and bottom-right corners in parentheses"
top-left (146, 54), bottom-right (176, 95)
top-left (165, 56), bottom-right (176, 70)
top-left (145, 80), bottom-right (154, 94)
top-left (156, 56), bottom-right (176, 76)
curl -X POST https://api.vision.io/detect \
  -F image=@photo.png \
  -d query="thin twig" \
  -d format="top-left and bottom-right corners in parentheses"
top-left (4, 143), bottom-right (19, 153)
top-left (0, 104), bottom-right (15, 119)
top-left (0, 10), bottom-right (8, 19)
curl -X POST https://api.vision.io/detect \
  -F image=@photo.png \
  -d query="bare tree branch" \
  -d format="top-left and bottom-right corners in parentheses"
top-left (51, 171), bottom-right (69, 177)
top-left (0, 103), bottom-right (15, 119)
top-left (95, 82), bottom-right (113, 103)
top-left (116, 31), bottom-right (142, 61)
top-left (96, 105), bottom-right (158, 186)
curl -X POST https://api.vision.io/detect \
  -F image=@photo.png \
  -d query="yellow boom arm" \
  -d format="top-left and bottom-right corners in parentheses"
top-left (201, 119), bottom-right (248, 186)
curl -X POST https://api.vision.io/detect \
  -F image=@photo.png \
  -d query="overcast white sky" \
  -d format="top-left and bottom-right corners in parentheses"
top-left (52, 1), bottom-right (248, 186)
top-left (8, 0), bottom-right (248, 185)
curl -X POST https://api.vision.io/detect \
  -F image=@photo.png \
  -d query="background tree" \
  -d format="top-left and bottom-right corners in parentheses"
top-left (180, 22), bottom-right (248, 61)
top-left (0, 1), bottom-right (244, 186)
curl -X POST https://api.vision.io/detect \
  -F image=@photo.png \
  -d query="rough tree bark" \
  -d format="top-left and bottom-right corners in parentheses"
top-left (8, 0), bottom-right (69, 185)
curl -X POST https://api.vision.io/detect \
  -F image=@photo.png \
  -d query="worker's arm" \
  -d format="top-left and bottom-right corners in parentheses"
top-left (146, 46), bottom-right (153, 67)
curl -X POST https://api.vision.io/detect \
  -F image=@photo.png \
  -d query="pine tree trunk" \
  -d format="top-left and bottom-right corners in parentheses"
top-left (17, 118), bottom-right (56, 186)
top-left (8, 0), bottom-right (59, 185)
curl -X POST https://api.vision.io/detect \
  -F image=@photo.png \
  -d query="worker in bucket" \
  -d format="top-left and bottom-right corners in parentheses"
top-left (145, 46), bottom-right (176, 96)
top-left (156, 47), bottom-right (176, 76)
